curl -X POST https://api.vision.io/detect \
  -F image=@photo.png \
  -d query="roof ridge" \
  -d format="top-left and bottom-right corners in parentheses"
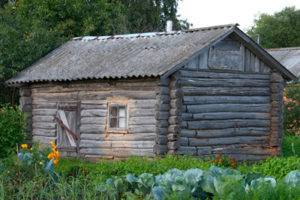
top-left (71, 23), bottom-right (237, 41)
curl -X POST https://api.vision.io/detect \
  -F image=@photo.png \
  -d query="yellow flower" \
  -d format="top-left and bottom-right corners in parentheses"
top-left (30, 147), bottom-right (33, 151)
top-left (50, 141), bottom-right (56, 149)
top-left (21, 144), bottom-right (28, 148)
top-left (47, 153), bottom-right (54, 159)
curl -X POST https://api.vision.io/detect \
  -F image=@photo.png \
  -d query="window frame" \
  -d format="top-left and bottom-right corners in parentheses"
top-left (107, 102), bottom-right (129, 133)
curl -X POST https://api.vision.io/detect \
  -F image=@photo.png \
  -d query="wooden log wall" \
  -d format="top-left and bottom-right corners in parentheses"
top-left (154, 78), bottom-right (170, 155)
top-left (19, 87), bottom-right (32, 141)
top-left (28, 78), bottom-right (157, 160)
top-left (177, 68), bottom-right (275, 161)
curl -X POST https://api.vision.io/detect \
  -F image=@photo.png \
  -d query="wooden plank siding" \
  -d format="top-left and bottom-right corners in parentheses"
top-left (29, 78), bottom-right (158, 160)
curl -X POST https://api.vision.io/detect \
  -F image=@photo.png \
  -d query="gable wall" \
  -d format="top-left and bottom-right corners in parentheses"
top-left (172, 37), bottom-right (284, 161)
top-left (24, 78), bottom-right (158, 161)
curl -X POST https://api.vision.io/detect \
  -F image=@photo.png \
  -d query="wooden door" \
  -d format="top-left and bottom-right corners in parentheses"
top-left (56, 102), bottom-right (80, 157)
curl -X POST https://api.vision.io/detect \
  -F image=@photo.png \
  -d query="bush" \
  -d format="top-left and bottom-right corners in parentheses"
top-left (283, 83), bottom-right (300, 136)
top-left (0, 104), bottom-right (27, 158)
top-left (282, 135), bottom-right (300, 157)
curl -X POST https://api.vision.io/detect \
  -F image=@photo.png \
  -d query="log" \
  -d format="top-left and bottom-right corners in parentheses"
top-left (112, 148), bottom-right (155, 158)
top-left (81, 117), bottom-right (106, 125)
top-left (128, 125), bottom-right (156, 133)
top-left (178, 146), bottom-right (196, 155)
top-left (270, 72), bottom-right (284, 82)
top-left (81, 104), bottom-right (106, 109)
top-left (32, 102), bottom-right (57, 109)
top-left (20, 88), bottom-right (31, 96)
top-left (182, 87), bottom-right (270, 96)
top-left (77, 91), bottom-right (156, 100)
top-left (180, 70), bottom-right (270, 79)
top-left (33, 122), bottom-right (56, 129)
top-left (155, 112), bottom-right (169, 120)
top-left (129, 117), bottom-right (156, 125)
top-left (130, 109), bottom-right (155, 117)
top-left (181, 121), bottom-right (188, 128)
top-left (156, 120), bottom-right (168, 128)
top-left (188, 119), bottom-right (270, 129)
top-left (196, 127), bottom-right (270, 138)
top-left (32, 109), bottom-right (57, 116)
top-left (32, 129), bottom-right (56, 137)
top-left (192, 112), bottom-right (270, 120)
top-left (178, 137), bottom-right (188, 146)
top-left (180, 129), bottom-right (196, 137)
top-left (183, 96), bottom-right (270, 105)
top-left (180, 78), bottom-right (269, 87)
top-left (197, 147), bottom-right (212, 155)
top-left (80, 140), bottom-right (112, 148)
top-left (211, 144), bottom-right (273, 155)
top-left (157, 95), bottom-right (170, 104)
top-left (80, 133), bottom-right (156, 141)
top-left (189, 136), bottom-right (268, 146)
top-left (81, 109), bottom-right (107, 117)
top-left (130, 100), bottom-right (156, 109)
top-left (170, 90), bottom-right (183, 99)
top-left (182, 113), bottom-right (193, 120)
top-left (187, 104), bottom-right (270, 113)
top-left (80, 125), bottom-right (105, 133)
top-left (33, 136), bottom-right (56, 144)
top-left (32, 115), bottom-right (54, 123)
top-left (155, 135), bottom-right (168, 145)
top-left (153, 144), bottom-right (168, 154)
top-left (156, 87), bottom-right (170, 95)
top-left (155, 127), bottom-right (168, 135)
top-left (155, 104), bottom-right (170, 111)
top-left (111, 141), bottom-right (155, 148)
top-left (80, 148), bottom-right (112, 155)
top-left (158, 77), bottom-right (170, 86)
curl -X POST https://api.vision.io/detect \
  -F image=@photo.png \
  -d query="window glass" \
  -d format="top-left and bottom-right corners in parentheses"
top-left (108, 105), bottom-right (127, 130)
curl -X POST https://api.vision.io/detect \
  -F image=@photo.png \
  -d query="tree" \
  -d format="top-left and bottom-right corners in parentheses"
top-left (0, 0), bottom-right (190, 104)
top-left (248, 7), bottom-right (300, 48)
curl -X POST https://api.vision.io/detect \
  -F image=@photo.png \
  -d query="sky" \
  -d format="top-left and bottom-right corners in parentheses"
top-left (178, 0), bottom-right (300, 31)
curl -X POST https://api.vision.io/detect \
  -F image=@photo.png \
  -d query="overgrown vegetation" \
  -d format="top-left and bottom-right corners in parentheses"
top-left (0, 104), bottom-right (26, 158)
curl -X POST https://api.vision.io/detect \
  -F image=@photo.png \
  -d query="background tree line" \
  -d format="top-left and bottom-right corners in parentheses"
top-left (0, 0), bottom-right (190, 104)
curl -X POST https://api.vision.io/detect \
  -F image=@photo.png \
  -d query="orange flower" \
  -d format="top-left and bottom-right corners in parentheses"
top-left (30, 147), bottom-right (33, 151)
top-left (53, 160), bottom-right (58, 164)
top-left (21, 144), bottom-right (28, 148)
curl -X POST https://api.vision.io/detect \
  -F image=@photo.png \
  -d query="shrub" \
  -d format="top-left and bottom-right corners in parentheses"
top-left (0, 104), bottom-right (27, 158)
top-left (283, 83), bottom-right (300, 136)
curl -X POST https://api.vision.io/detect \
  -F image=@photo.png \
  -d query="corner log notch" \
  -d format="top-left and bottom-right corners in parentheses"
top-left (154, 77), bottom-right (170, 155)
top-left (269, 71), bottom-right (284, 156)
top-left (168, 72), bottom-right (183, 154)
top-left (19, 86), bottom-right (32, 141)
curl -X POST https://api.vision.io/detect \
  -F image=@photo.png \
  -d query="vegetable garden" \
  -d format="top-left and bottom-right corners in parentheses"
top-left (0, 82), bottom-right (300, 199)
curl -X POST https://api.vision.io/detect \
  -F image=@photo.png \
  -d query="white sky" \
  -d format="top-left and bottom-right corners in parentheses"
top-left (178, 0), bottom-right (300, 31)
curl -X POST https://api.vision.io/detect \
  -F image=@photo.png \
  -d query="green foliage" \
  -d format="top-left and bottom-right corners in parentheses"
top-left (283, 83), bottom-right (300, 136)
top-left (0, 0), bottom-right (190, 104)
top-left (282, 135), bottom-right (300, 157)
top-left (248, 6), bottom-right (300, 48)
top-left (0, 104), bottom-right (26, 158)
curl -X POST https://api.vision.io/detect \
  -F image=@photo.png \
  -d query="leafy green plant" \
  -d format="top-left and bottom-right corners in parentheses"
top-left (0, 104), bottom-right (27, 158)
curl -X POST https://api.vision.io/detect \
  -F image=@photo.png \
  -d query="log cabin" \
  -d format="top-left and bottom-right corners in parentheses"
top-left (6, 24), bottom-right (298, 161)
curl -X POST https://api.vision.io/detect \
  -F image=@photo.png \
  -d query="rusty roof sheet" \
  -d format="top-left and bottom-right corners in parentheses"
top-left (7, 24), bottom-right (236, 85)
top-left (268, 47), bottom-right (300, 77)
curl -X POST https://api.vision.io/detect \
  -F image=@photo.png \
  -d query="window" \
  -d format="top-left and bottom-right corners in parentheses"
top-left (108, 105), bottom-right (127, 130)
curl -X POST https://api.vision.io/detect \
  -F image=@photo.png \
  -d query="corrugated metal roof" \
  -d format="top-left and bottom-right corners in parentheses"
top-left (6, 24), bottom-right (236, 85)
top-left (268, 47), bottom-right (300, 77)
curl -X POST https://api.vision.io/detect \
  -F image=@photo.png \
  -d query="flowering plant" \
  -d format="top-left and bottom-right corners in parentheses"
top-left (211, 154), bottom-right (237, 169)
top-left (18, 141), bottom-right (59, 175)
